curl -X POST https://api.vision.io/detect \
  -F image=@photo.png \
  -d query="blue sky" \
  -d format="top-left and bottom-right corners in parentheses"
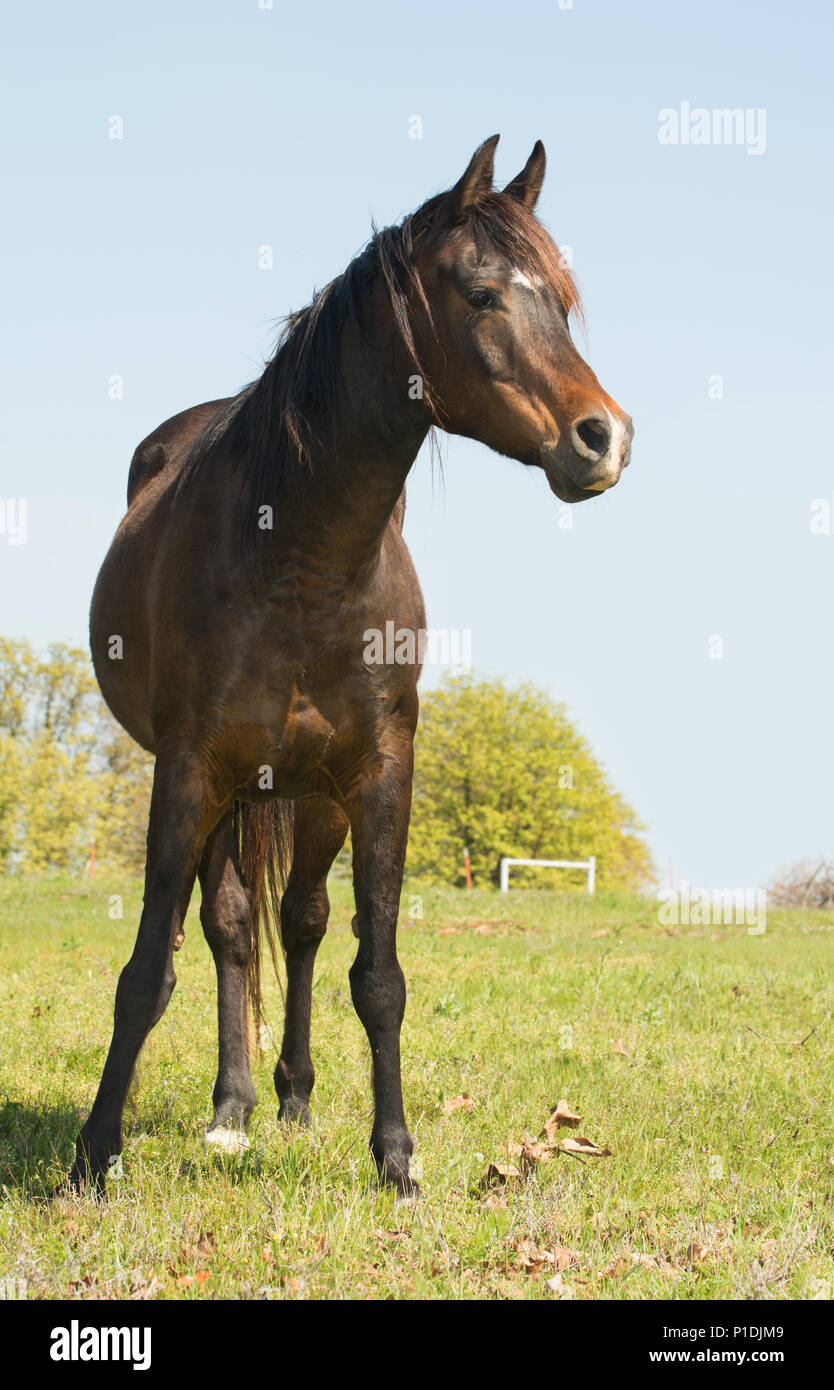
top-left (2, 0), bottom-right (832, 891)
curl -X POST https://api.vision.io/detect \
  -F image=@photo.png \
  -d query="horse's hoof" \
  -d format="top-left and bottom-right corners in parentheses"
top-left (204, 1125), bottom-right (250, 1154)
top-left (278, 1098), bottom-right (311, 1128)
top-left (62, 1163), bottom-right (107, 1200)
top-left (373, 1145), bottom-right (418, 1198)
top-left (395, 1182), bottom-right (421, 1207)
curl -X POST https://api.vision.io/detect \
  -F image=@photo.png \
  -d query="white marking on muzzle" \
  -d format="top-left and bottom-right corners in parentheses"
top-left (583, 407), bottom-right (626, 491)
top-left (604, 406), bottom-right (627, 465)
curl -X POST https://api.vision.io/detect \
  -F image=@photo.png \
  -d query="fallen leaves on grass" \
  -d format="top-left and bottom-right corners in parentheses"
top-left (484, 1161), bottom-right (521, 1185)
top-left (546, 1272), bottom-right (575, 1298)
top-left (601, 1248), bottom-right (678, 1282)
top-left (128, 1270), bottom-right (160, 1300)
top-left (557, 1135), bottom-right (612, 1157)
top-left (442, 1093), bottom-right (475, 1115)
top-left (513, 1237), bottom-right (581, 1278)
top-left (483, 1102), bottom-right (611, 1184)
top-left (543, 1099), bottom-right (583, 1138)
top-left (168, 1229), bottom-right (216, 1290)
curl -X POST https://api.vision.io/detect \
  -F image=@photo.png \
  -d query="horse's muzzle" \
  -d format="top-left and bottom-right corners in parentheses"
top-left (540, 412), bottom-right (633, 501)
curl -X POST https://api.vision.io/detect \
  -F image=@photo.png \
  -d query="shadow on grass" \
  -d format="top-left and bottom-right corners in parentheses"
top-left (0, 1097), bottom-right (80, 1201)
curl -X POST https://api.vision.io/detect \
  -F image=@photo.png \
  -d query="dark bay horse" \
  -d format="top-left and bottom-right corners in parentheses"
top-left (71, 135), bottom-right (632, 1196)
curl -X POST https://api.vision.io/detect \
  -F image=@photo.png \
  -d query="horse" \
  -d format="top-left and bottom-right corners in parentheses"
top-left (70, 135), bottom-right (633, 1196)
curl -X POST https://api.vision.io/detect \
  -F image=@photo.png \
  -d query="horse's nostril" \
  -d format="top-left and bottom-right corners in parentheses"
top-left (573, 416), bottom-right (611, 459)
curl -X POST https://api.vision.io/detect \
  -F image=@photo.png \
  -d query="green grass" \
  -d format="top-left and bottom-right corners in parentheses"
top-left (1, 873), bottom-right (833, 1300)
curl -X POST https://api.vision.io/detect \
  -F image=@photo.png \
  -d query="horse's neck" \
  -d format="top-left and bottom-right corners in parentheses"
top-left (286, 307), bottom-right (429, 578)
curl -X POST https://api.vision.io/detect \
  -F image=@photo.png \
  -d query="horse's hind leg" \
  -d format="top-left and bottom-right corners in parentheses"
top-left (275, 796), bottom-right (349, 1125)
top-left (198, 810), bottom-right (257, 1150)
top-left (69, 745), bottom-right (212, 1192)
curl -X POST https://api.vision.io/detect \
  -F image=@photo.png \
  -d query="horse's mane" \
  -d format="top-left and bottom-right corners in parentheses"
top-left (176, 190), bottom-right (580, 525)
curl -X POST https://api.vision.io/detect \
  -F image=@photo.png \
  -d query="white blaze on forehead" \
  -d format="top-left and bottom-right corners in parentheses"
top-left (509, 267), bottom-right (543, 291)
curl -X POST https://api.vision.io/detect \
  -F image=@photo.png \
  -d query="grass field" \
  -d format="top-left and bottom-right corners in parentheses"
top-left (1, 872), bottom-right (832, 1301)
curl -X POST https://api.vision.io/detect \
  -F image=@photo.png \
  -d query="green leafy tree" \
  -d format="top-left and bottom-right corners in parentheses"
top-left (407, 674), bottom-right (653, 891)
top-left (0, 638), bottom-right (152, 874)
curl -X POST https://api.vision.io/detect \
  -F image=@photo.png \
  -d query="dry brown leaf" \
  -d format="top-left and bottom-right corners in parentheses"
top-left (687, 1240), bottom-right (709, 1265)
top-left (557, 1135), bottom-right (612, 1157)
top-left (514, 1237), bottom-right (555, 1276)
top-left (480, 1190), bottom-right (508, 1210)
top-left (128, 1270), bottom-right (159, 1300)
top-left (601, 1250), bottom-right (677, 1281)
top-left (442, 1093), bottom-right (475, 1114)
top-left (543, 1099), bottom-right (583, 1142)
top-left (195, 1231), bottom-right (216, 1261)
top-left (484, 1161), bottom-right (521, 1184)
top-left (519, 1131), bottom-right (549, 1165)
top-left (511, 1238), bottom-right (578, 1278)
top-left (611, 1037), bottom-right (631, 1057)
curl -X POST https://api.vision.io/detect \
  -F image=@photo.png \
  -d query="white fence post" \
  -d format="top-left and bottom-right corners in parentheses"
top-left (499, 856), bottom-right (596, 894)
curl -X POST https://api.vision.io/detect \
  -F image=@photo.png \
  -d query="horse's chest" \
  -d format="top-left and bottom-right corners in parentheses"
top-left (263, 693), bottom-right (336, 792)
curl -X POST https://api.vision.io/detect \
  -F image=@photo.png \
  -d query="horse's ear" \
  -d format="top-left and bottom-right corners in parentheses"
top-left (441, 134), bottom-right (500, 222)
top-left (503, 140), bottom-right (546, 209)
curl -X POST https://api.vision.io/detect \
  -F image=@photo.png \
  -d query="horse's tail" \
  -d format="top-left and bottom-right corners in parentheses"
top-left (234, 800), bottom-right (294, 1025)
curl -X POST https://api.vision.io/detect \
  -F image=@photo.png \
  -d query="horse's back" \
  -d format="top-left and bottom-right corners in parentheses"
top-left (126, 398), bottom-right (233, 505)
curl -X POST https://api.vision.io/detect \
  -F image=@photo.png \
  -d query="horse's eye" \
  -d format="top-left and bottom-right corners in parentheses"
top-left (467, 288), bottom-right (494, 310)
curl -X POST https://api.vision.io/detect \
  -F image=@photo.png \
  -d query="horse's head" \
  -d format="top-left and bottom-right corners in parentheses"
top-left (410, 135), bottom-right (633, 502)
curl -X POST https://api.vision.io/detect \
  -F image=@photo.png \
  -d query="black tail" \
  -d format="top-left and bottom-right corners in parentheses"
top-left (234, 801), bottom-right (294, 1024)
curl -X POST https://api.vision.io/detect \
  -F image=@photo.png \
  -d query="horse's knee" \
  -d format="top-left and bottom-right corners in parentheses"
top-left (115, 955), bottom-right (177, 1028)
top-left (349, 957), bottom-right (406, 1034)
top-left (200, 880), bottom-right (251, 966)
top-left (280, 886), bottom-right (329, 956)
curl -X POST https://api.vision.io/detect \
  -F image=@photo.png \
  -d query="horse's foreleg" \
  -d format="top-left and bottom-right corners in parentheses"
top-left (198, 810), bottom-right (257, 1150)
top-left (68, 746), bottom-right (213, 1192)
top-left (347, 740), bottom-right (415, 1195)
top-left (275, 796), bottom-right (349, 1125)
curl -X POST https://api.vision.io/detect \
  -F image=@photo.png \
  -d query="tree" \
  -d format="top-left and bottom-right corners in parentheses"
top-left (0, 637), bottom-right (153, 874)
top-left (769, 858), bottom-right (834, 909)
top-left (407, 673), bottom-right (653, 891)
